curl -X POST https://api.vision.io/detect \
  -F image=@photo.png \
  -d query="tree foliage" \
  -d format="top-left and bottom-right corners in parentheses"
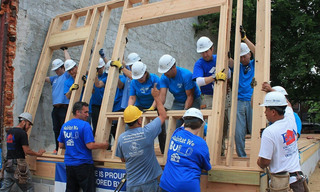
top-left (194, 0), bottom-right (320, 119)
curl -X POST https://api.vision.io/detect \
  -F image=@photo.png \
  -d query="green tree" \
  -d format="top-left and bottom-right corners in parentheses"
top-left (194, 0), bottom-right (320, 120)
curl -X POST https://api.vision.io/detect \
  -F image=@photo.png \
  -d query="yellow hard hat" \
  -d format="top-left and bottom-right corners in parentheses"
top-left (124, 105), bottom-right (143, 123)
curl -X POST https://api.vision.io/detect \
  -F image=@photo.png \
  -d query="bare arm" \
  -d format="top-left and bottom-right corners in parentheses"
top-left (151, 84), bottom-right (167, 124)
top-left (184, 88), bottom-right (195, 110)
top-left (45, 77), bottom-right (50, 83)
top-left (128, 95), bottom-right (136, 106)
top-left (120, 157), bottom-right (125, 162)
top-left (86, 141), bottom-right (109, 150)
top-left (118, 78), bottom-right (124, 89)
top-left (65, 90), bottom-right (72, 99)
top-left (257, 157), bottom-right (271, 169)
top-left (243, 38), bottom-right (255, 56)
top-left (121, 67), bottom-right (132, 80)
top-left (59, 142), bottom-right (65, 149)
top-left (94, 76), bottom-right (105, 88)
top-left (22, 145), bottom-right (46, 157)
top-left (159, 88), bottom-right (167, 104)
top-left (64, 49), bottom-right (71, 60)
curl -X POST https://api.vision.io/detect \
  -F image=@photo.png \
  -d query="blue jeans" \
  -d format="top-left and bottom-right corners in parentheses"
top-left (0, 162), bottom-right (34, 192)
top-left (235, 100), bottom-right (252, 157)
top-left (171, 97), bottom-right (201, 128)
top-left (126, 178), bottom-right (159, 192)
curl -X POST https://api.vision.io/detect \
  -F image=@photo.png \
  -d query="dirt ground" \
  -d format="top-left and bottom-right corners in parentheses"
top-left (308, 161), bottom-right (320, 191)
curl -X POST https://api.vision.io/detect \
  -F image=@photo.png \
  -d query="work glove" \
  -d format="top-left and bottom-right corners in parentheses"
top-left (82, 75), bottom-right (87, 86)
top-left (69, 83), bottom-right (79, 91)
top-left (99, 48), bottom-right (105, 58)
top-left (60, 47), bottom-right (68, 51)
top-left (240, 25), bottom-right (247, 41)
top-left (215, 69), bottom-right (227, 82)
top-left (110, 60), bottom-right (123, 72)
top-left (143, 106), bottom-right (155, 112)
top-left (125, 37), bottom-right (128, 44)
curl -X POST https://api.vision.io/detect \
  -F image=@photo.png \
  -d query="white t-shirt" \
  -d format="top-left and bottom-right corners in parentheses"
top-left (259, 106), bottom-right (301, 183)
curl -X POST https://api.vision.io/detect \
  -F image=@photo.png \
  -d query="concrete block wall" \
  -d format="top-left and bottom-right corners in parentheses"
top-left (12, 0), bottom-right (201, 152)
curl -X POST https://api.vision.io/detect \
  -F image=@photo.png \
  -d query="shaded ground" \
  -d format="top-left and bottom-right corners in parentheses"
top-left (308, 161), bottom-right (320, 192)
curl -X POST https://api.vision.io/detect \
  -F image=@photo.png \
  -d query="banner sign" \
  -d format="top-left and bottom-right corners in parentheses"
top-left (55, 163), bottom-right (126, 192)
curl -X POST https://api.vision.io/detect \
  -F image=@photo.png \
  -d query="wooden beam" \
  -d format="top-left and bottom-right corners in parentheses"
top-left (121, 0), bottom-right (223, 28)
top-left (48, 26), bottom-right (90, 49)
top-left (111, 117), bottom-right (125, 159)
top-left (162, 116), bottom-right (177, 164)
top-left (300, 142), bottom-right (320, 164)
top-left (226, 0), bottom-right (243, 166)
top-left (249, 0), bottom-right (271, 168)
top-left (208, 169), bottom-right (260, 185)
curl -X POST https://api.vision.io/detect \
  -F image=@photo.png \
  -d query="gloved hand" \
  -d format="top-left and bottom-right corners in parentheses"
top-left (143, 106), bottom-right (155, 112)
top-left (60, 47), bottom-right (68, 51)
top-left (110, 60), bottom-right (123, 72)
top-left (240, 25), bottom-right (247, 41)
top-left (215, 69), bottom-right (227, 82)
top-left (99, 48), bottom-right (105, 58)
top-left (69, 83), bottom-right (79, 91)
top-left (82, 75), bottom-right (87, 86)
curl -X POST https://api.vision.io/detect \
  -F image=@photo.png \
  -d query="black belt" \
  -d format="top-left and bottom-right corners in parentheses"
top-left (289, 171), bottom-right (303, 177)
top-left (53, 104), bottom-right (68, 108)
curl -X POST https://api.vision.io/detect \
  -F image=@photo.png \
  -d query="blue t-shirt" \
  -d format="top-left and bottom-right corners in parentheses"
top-left (238, 59), bottom-right (255, 101)
top-left (294, 112), bottom-right (302, 136)
top-left (64, 76), bottom-right (84, 101)
top-left (115, 117), bottom-right (163, 187)
top-left (113, 75), bottom-right (126, 112)
top-left (130, 73), bottom-right (160, 108)
top-left (192, 55), bottom-right (217, 95)
top-left (121, 77), bottom-right (131, 109)
top-left (160, 127), bottom-right (211, 192)
top-left (50, 72), bottom-right (70, 105)
top-left (160, 67), bottom-right (201, 103)
top-left (90, 73), bottom-right (107, 106)
top-left (58, 118), bottom-right (95, 166)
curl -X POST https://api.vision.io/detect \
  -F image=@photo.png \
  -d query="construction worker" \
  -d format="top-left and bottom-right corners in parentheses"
top-left (192, 36), bottom-right (231, 155)
top-left (158, 54), bottom-right (201, 127)
top-left (262, 84), bottom-right (302, 138)
top-left (62, 48), bottom-right (86, 100)
top-left (45, 57), bottom-right (70, 154)
top-left (258, 91), bottom-right (305, 191)
top-left (0, 112), bottom-right (46, 192)
top-left (159, 108), bottom-right (211, 192)
top-left (235, 26), bottom-right (256, 157)
top-left (58, 101), bottom-right (109, 192)
top-left (94, 59), bottom-right (125, 147)
top-left (115, 84), bottom-right (167, 192)
top-left (192, 36), bottom-right (231, 109)
top-left (90, 57), bottom-right (107, 135)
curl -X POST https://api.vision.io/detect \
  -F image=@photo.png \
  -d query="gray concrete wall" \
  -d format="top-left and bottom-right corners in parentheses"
top-left (13, 0), bottom-right (201, 152)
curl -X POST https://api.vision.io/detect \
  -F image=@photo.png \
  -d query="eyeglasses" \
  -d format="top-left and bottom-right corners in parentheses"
top-left (244, 65), bottom-right (251, 74)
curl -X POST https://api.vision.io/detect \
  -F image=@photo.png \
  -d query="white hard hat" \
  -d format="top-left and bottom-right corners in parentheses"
top-left (132, 61), bottom-right (147, 79)
top-left (197, 36), bottom-right (213, 53)
top-left (18, 112), bottom-right (33, 125)
top-left (51, 59), bottom-right (64, 71)
top-left (240, 43), bottom-right (250, 56)
top-left (105, 60), bottom-right (111, 73)
top-left (260, 92), bottom-right (288, 107)
top-left (272, 86), bottom-right (288, 96)
top-left (64, 59), bottom-right (77, 71)
top-left (183, 108), bottom-right (204, 123)
top-left (97, 58), bottom-right (105, 69)
top-left (158, 54), bottom-right (176, 73)
top-left (127, 53), bottom-right (141, 66)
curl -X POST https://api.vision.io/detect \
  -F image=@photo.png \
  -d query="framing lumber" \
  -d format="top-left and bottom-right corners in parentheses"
top-left (208, 169), bottom-right (260, 185)
top-left (249, 0), bottom-right (271, 168)
top-left (226, 0), bottom-right (243, 167)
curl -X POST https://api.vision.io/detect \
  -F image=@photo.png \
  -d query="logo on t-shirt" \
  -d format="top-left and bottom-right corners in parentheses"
top-left (281, 130), bottom-right (296, 145)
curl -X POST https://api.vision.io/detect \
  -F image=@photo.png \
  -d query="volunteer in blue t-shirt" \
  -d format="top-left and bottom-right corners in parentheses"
top-left (158, 54), bottom-right (201, 127)
top-left (94, 59), bottom-right (126, 145)
top-left (160, 108), bottom-right (211, 192)
top-left (45, 57), bottom-right (70, 154)
top-left (58, 102), bottom-right (109, 192)
top-left (192, 36), bottom-right (232, 109)
top-left (235, 26), bottom-right (256, 157)
top-left (116, 86), bottom-right (167, 191)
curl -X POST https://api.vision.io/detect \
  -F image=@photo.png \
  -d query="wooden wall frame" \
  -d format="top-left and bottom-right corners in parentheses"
top-left (24, 0), bottom-right (271, 177)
